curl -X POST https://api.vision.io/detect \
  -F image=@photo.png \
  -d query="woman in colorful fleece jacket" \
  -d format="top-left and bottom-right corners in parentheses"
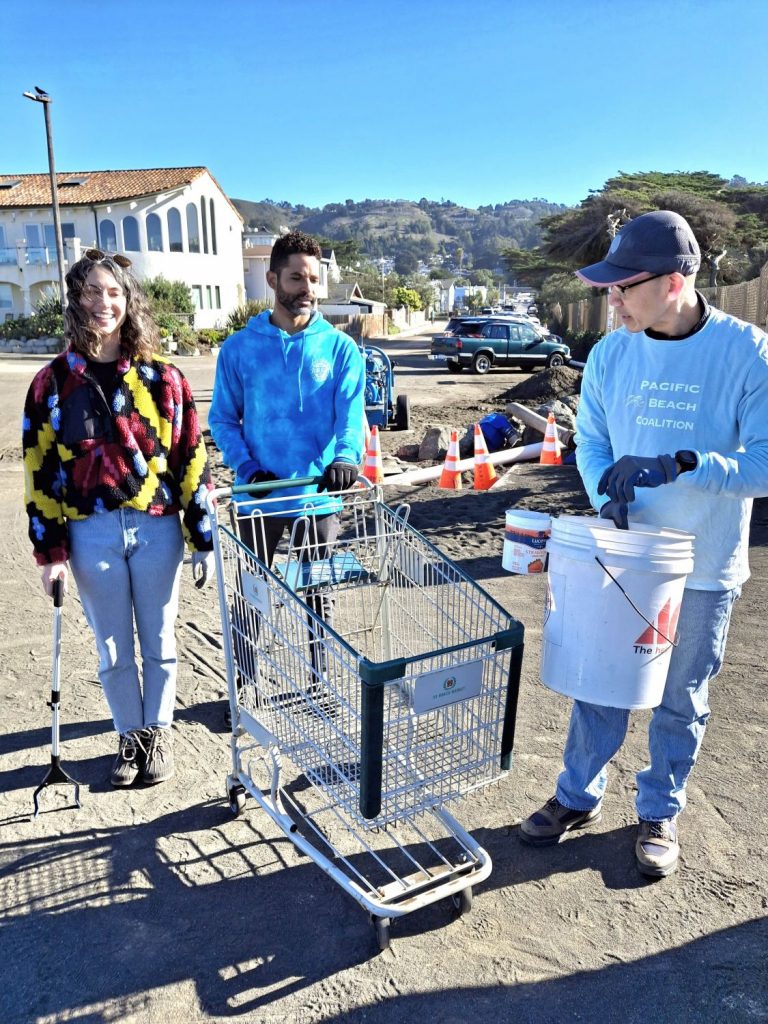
top-left (22, 250), bottom-right (214, 789)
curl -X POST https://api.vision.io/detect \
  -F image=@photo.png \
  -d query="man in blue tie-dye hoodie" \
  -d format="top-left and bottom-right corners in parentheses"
top-left (209, 231), bottom-right (365, 696)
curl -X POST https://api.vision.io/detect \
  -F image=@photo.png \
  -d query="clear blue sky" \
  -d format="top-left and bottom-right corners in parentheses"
top-left (3, 0), bottom-right (765, 210)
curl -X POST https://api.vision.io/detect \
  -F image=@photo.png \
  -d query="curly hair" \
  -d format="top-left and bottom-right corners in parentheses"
top-left (64, 254), bottom-right (160, 362)
top-left (269, 230), bottom-right (322, 274)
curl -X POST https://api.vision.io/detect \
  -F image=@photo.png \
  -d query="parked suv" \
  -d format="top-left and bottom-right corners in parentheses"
top-left (430, 318), bottom-right (570, 374)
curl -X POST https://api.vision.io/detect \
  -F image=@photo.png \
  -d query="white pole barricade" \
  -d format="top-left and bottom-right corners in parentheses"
top-left (381, 441), bottom-right (544, 487)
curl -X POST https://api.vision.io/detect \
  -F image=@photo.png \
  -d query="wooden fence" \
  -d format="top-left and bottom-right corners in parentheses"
top-left (565, 263), bottom-right (768, 336)
top-left (323, 308), bottom-right (426, 340)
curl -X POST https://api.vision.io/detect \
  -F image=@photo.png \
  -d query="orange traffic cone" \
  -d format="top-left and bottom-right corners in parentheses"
top-left (363, 425), bottom-right (384, 484)
top-left (439, 430), bottom-right (463, 490)
top-left (540, 412), bottom-right (563, 466)
top-left (473, 423), bottom-right (497, 490)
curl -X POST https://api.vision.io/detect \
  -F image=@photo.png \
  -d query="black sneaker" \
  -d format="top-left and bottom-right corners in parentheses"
top-left (520, 795), bottom-right (602, 846)
top-left (110, 731), bottom-right (148, 787)
top-left (636, 818), bottom-right (679, 878)
top-left (142, 727), bottom-right (174, 785)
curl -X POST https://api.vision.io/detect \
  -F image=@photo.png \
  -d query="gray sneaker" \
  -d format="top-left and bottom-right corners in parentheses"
top-left (520, 795), bottom-right (602, 846)
top-left (110, 731), bottom-right (148, 787)
top-left (636, 818), bottom-right (679, 878)
top-left (142, 727), bottom-right (174, 785)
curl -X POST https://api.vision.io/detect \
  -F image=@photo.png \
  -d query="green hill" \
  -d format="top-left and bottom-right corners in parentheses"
top-left (231, 196), bottom-right (566, 270)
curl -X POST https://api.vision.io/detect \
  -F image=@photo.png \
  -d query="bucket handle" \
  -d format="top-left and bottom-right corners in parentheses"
top-left (594, 556), bottom-right (679, 648)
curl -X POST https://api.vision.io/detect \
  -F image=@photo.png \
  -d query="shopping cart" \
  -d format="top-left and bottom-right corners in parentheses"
top-left (206, 478), bottom-right (524, 950)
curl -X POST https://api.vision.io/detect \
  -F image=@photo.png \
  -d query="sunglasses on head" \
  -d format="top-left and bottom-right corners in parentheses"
top-left (84, 248), bottom-right (132, 268)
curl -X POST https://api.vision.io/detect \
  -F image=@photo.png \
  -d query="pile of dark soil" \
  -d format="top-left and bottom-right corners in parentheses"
top-left (498, 365), bottom-right (582, 406)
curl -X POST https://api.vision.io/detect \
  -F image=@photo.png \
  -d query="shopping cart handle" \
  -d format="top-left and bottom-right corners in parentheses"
top-left (52, 578), bottom-right (64, 608)
top-left (231, 476), bottom-right (322, 495)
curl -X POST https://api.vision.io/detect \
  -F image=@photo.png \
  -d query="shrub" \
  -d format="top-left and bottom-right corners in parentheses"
top-left (196, 328), bottom-right (227, 348)
top-left (226, 300), bottom-right (270, 333)
top-left (564, 329), bottom-right (602, 362)
top-left (0, 290), bottom-right (64, 341)
top-left (143, 276), bottom-right (195, 316)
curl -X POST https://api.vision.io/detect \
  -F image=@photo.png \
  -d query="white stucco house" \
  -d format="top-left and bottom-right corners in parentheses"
top-left (242, 229), bottom-right (333, 304)
top-left (0, 167), bottom-right (244, 328)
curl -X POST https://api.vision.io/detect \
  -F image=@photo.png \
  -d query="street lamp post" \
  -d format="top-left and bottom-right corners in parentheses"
top-left (23, 87), bottom-right (67, 314)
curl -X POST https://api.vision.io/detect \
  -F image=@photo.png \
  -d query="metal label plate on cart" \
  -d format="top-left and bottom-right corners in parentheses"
top-left (242, 571), bottom-right (272, 618)
top-left (412, 659), bottom-right (483, 715)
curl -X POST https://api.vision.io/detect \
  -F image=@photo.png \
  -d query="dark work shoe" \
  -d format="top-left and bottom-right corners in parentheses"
top-left (636, 818), bottom-right (679, 878)
top-left (142, 727), bottom-right (174, 785)
top-left (110, 730), bottom-right (148, 787)
top-left (520, 795), bottom-right (602, 846)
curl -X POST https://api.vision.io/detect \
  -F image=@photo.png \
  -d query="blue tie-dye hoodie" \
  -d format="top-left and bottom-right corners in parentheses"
top-left (209, 310), bottom-right (365, 515)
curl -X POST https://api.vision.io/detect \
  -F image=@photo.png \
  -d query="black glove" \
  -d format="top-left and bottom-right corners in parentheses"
top-left (598, 454), bottom-right (677, 505)
top-left (248, 469), bottom-right (278, 495)
top-left (600, 499), bottom-right (629, 530)
top-left (318, 461), bottom-right (358, 492)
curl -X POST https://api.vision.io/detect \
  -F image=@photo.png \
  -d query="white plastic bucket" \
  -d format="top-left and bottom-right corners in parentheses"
top-left (541, 515), bottom-right (695, 709)
top-left (502, 509), bottom-right (551, 574)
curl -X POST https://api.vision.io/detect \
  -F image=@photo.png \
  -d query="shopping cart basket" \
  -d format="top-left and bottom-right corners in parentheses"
top-left (207, 478), bottom-right (524, 950)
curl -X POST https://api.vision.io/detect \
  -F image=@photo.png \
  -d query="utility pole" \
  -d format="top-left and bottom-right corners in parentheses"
top-left (23, 87), bottom-right (67, 314)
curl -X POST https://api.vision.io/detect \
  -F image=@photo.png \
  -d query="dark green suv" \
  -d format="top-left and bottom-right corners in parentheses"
top-left (430, 318), bottom-right (570, 374)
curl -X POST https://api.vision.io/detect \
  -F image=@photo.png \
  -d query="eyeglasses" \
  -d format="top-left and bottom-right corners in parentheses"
top-left (84, 248), bottom-right (132, 268)
top-left (609, 273), bottom-right (667, 296)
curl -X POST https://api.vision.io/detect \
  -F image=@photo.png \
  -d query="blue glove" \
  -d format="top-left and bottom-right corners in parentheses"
top-left (600, 499), bottom-right (628, 530)
top-left (597, 454), bottom-right (677, 505)
top-left (192, 551), bottom-right (216, 589)
top-left (318, 461), bottom-right (358, 492)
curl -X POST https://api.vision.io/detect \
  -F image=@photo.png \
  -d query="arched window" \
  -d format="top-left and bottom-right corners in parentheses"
top-left (167, 208), bottom-right (183, 253)
top-left (209, 199), bottom-right (217, 255)
top-left (186, 203), bottom-right (200, 253)
top-left (200, 197), bottom-right (209, 254)
top-left (122, 216), bottom-right (140, 251)
top-left (99, 219), bottom-right (117, 250)
top-left (147, 213), bottom-right (163, 252)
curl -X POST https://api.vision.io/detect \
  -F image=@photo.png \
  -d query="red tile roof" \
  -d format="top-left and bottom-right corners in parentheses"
top-left (0, 167), bottom-right (242, 219)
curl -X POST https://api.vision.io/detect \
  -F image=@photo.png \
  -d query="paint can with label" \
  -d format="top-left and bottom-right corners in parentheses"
top-left (541, 515), bottom-right (694, 709)
top-left (502, 509), bottom-right (551, 574)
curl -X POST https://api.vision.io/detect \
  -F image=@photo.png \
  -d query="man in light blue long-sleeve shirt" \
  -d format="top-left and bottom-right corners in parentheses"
top-left (521, 211), bottom-right (768, 878)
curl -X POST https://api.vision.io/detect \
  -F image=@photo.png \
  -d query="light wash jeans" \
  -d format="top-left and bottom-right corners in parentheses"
top-left (69, 509), bottom-right (184, 735)
top-left (555, 586), bottom-right (740, 822)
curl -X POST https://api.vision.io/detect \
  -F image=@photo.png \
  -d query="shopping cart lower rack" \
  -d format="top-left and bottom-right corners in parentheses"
top-left (207, 479), bottom-right (524, 950)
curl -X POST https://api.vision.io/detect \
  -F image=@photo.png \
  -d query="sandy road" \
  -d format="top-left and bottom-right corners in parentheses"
top-left (1, 342), bottom-right (766, 1024)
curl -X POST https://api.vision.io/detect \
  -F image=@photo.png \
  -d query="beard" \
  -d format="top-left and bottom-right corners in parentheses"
top-left (275, 283), bottom-right (315, 317)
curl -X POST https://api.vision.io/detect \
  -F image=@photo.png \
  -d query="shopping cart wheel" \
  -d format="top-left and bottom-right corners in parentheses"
top-left (451, 887), bottom-right (473, 916)
top-left (227, 783), bottom-right (246, 817)
top-left (371, 915), bottom-right (391, 952)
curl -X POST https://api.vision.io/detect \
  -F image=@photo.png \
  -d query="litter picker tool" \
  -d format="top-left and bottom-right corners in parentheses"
top-left (32, 579), bottom-right (82, 817)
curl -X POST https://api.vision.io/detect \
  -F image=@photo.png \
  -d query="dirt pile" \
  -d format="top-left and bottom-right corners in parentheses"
top-left (498, 365), bottom-right (582, 406)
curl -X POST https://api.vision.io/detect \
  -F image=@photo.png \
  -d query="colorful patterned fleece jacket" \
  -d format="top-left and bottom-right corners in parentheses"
top-left (23, 348), bottom-right (213, 565)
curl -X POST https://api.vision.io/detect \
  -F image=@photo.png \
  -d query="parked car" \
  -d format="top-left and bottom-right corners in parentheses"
top-left (430, 318), bottom-right (570, 374)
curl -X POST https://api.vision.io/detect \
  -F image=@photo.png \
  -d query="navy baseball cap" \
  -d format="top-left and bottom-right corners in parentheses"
top-left (576, 210), bottom-right (701, 288)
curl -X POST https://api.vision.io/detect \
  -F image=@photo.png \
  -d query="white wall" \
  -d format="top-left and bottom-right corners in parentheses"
top-left (0, 170), bottom-right (245, 328)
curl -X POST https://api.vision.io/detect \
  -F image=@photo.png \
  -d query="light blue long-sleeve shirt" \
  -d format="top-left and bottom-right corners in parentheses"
top-left (209, 310), bottom-right (365, 516)
top-left (575, 305), bottom-right (768, 589)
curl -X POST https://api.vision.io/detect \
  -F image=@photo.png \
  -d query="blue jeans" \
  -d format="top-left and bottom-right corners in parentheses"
top-left (69, 509), bottom-right (184, 735)
top-left (555, 586), bottom-right (740, 822)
